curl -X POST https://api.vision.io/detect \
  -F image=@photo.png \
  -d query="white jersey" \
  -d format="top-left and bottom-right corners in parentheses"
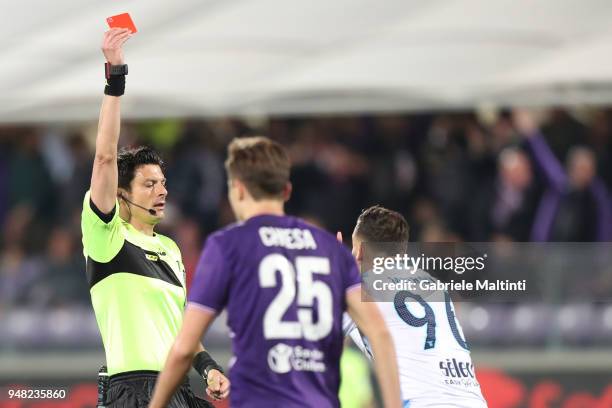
top-left (344, 271), bottom-right (487, 407)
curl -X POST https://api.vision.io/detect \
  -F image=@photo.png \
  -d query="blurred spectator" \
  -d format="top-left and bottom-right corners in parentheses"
top-left (168, 121), bottom-right (225, 234)
top-left (282, 120), bottom-right (370, 232)
top-left (540, 109), bottom-right (588, 159)
top-left (470, 147), bottom-right (540, 241)
top-left (0, 242), bottom-right (43, 308)
top-left (515, 110), bottom-right (612, 241)
top-left (58, 133), bottom-right (94, 221)
top-left (27, 227), bottom-right (88, 308)
top-left (0, 137), bottom-right (9, 230)
top-left (8, 130), bottom-right (56, 223)
top-left (588, 109), bottom-right (612, 188)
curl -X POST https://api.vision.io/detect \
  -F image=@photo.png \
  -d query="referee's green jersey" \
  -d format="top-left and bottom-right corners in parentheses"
top-left (81, 191), bottom-right (187, 376)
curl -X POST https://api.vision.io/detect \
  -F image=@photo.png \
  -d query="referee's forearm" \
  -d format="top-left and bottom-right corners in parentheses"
top-left (96, 95), bottom-right (121, 159)
top-left (96, 29), bottom-right (126, 162)
top-left (90, 95), bottom-right (121, 213)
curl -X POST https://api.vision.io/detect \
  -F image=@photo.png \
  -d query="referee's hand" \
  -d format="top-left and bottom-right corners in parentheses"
top-left (206, 369), bottom-right (230, 401)
top-left (102, 28), bottom-right (131, 65)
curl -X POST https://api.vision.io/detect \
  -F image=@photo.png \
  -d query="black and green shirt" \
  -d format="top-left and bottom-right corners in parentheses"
top-left (81, 191), bottom-right (186, 375)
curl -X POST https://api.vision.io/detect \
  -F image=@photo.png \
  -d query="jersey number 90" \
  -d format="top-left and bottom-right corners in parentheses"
top-left (394, 291), bottom-right (469, 350)
top-left (259, 254), bottom-right (333, 341)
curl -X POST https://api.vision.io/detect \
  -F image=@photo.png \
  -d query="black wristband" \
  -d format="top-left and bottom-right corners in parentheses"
top-left (193, 351), bottom-right (223, 380)
top-left (104, 75), bottom-right (125, 97)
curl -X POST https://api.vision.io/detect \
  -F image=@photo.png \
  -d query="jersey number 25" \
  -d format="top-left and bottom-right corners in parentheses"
top-left (259, 254), bottom-right (333, 341)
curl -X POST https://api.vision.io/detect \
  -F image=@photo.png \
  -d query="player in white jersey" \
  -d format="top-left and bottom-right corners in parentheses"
top-left (342, 206), bottom-right (488, 408)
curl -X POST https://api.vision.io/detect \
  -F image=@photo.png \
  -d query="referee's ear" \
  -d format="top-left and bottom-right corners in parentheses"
top-left (117, 188), bottom-right (127, 201)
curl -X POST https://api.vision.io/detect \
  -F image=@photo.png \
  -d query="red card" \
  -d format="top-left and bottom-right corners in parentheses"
top-left (106, 13), bottom-right (137, 34)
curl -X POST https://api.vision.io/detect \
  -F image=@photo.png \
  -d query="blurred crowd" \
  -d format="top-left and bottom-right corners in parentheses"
top-left (1, 108), bottom-right (612, 314)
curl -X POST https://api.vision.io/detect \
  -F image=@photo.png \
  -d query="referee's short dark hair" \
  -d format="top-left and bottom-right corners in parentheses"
top-left (354, 205), bottom-right (409, 254)
top-left (117, 146), bottom-right (164, 191)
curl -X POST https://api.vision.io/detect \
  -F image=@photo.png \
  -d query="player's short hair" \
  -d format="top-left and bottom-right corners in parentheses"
top-left (225, 136), bottom-right (290, 200)
top-left (354, 205), bottom-right (409, 254)
top-left (117, 146), bottom-right (164, 191)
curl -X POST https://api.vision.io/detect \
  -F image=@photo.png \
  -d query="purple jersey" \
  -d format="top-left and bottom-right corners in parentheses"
top-left (188, 214), bottom-right (361, 408)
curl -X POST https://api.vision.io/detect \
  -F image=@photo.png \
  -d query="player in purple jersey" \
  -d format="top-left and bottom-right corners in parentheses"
top-left (151, 137), bottom-right (401, 408)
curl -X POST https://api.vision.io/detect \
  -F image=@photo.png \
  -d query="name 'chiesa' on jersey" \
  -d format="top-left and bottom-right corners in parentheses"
top-left (258, 227), bottom-right (318, 250)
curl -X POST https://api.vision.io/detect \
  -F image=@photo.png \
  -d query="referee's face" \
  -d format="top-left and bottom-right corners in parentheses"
top-left (129, 164), bottom-right (168, 222)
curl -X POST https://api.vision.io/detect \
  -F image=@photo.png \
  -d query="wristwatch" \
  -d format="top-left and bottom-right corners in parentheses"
top-left (104, 63), bottom-right (128, 79)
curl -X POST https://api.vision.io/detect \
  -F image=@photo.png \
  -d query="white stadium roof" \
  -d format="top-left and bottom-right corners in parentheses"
top-left (2, 0), bottom-right (612, 122)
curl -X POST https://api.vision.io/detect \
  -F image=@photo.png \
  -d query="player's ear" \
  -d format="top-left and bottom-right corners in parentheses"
top-left (282, 182), bottom-right (292, 202)
top-left (234, 178), bottom-right (253, 202)
top-left (237, 180), bottom-right (247, 201)
top-left (356, 242), bottom-right (364, 262)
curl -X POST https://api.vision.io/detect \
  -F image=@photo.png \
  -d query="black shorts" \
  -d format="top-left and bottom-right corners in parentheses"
top-left (106, 370), bottom-right (213, 408)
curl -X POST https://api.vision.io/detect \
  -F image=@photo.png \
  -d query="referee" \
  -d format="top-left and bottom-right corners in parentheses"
top-left (81, 29), bottom-right (229, 407)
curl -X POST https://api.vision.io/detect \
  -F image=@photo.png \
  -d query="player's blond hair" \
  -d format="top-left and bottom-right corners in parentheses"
top-left (225, 136), bottom-right (291, 200)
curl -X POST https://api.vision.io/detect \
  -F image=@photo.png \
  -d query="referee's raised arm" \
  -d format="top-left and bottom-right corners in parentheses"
top-left (90, 28), bottom-right (131, 213)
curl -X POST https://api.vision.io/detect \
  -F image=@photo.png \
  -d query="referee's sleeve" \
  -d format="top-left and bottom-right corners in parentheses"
top-left (81, 190), bottom-right (124, 263)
